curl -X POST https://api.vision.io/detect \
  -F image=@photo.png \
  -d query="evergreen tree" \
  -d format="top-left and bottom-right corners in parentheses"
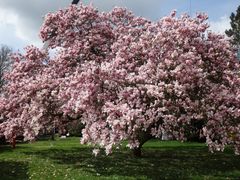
top-left (226, 6), bottom-right (240, 47)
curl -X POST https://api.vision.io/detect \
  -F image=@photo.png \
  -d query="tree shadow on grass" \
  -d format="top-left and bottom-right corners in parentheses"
top-left (0, 145), bottom-right (29, 154)
top-left (0, 161), bottom-right (29, 180)
top-left (24, 144), bottom-right (240, 179)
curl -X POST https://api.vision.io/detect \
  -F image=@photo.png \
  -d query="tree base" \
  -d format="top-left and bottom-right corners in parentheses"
top-left (133, 147), bottom-right (142, 157)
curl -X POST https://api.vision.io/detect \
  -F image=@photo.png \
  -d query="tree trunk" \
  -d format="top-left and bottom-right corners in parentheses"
top-left (11, 132), bottom-right (16, 149)
top-left (50, 128), bottom-right (55, 141)
top-left (11, 137), bottom-right (16, 149)
top-left (133, 146), bottom-right (142, 157)
top-left (132, 130), bottom-right (152, 157)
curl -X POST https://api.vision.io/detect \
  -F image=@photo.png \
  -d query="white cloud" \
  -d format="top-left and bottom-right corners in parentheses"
top-left (0, 8), bottom-right (18, 25)
top-left (209, 15), bottom-right (230, 34)
top-left (0, 7), bottom-right (42, 48)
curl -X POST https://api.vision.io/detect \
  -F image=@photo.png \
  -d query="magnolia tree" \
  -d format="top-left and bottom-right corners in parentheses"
top-left (0, 4), bottom-right (240, 156)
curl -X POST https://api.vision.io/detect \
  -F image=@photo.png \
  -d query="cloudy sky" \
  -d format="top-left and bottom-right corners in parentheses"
top-left (0, 0), bottom-right (239, 51)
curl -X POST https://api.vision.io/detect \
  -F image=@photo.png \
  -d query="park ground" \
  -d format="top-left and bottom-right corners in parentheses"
top-left (0, 137), bottom-right (240, 179)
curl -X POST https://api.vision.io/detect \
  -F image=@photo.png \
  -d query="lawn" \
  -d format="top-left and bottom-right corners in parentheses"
top-left (0, 137), bottom-right (240, 180)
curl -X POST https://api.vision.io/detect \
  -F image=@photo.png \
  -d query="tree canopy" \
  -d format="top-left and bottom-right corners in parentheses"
top-left (0, 4), bottom-right (240, 156)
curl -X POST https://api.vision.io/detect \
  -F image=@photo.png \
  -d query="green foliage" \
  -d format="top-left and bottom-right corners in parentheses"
top-left (226, 5), bottom-right (240, 46)
top-left (185, 119), bottom-right (206, 142)
top-left (0, 137), bottom-right (240, 179)
top-left (0, 136), bottom-right (6, 144)
top-left (66, 120), bottom-right (85, 137)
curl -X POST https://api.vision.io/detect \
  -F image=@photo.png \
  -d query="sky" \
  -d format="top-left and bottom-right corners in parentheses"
top-left (0, 0), bottom-right (239, 51)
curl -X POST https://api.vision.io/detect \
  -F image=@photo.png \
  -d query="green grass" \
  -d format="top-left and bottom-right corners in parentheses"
top-left (0, 137), bottom-right (240, 180)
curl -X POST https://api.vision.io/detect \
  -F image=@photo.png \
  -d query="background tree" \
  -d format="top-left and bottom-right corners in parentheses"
top-left (0, 45), bottom-right (12, 145)
top-left (225, 5), bottom-right (240, 47)
top-left (0, 45), bottom-right (12, 89)
top-left (0, 4), bottom-right (240, 157)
